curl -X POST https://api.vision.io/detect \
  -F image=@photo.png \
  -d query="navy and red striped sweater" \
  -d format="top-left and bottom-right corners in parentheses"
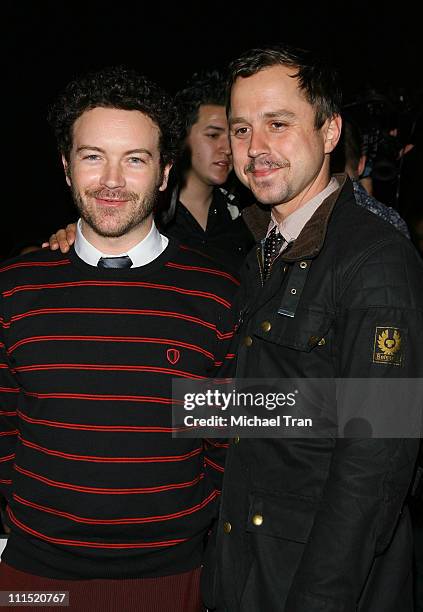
top-left (0, 239), bottom-right (238, 579)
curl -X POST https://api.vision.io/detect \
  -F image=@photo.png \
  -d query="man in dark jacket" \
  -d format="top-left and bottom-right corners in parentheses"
top-left (203, 45), bottom-right (423, 612)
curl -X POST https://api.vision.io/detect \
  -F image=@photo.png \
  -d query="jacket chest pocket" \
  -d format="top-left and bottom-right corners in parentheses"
top-left (246, 492), bottom-right (317, 543)
top-left (251, 308), bottom-right (334, 352)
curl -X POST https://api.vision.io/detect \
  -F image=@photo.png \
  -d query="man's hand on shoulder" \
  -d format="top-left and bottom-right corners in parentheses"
top-left (42, 223), bottom-right (77, 253)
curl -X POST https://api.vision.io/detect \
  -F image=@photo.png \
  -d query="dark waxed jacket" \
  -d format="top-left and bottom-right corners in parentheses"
top-left (202, 175), bottom-right (423, 612)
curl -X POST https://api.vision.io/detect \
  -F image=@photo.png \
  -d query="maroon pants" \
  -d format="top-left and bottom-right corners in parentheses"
top-left (0, 562), bottom-right (203, 611)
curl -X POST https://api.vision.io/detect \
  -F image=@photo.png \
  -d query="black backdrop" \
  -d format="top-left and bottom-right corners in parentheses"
top-left (3, 1), bottom-right (421, 257)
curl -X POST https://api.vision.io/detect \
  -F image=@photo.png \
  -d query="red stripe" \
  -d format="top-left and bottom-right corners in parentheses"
top-left (15, 363), bottom-right (206, 380)
top-left (219, 332), bottom-right (234, 340)
top-left (204, 439), bottom-right (229, 448)
top-left (165, 262), bottom-right (239, 286)
top-left (23, 390), bottom-right (176, 405)
top-left (17, 410), bottom-right (182, 433)
top-left (0, 259), bottom-right (71, 272)
top-left (0, 430), bottom-right (18, 437)
top-left (3, 281), bottom-right (231, 308)
top-left (0, 386), bottom-right (19, 394)
top-left (13, 490), bottom-right (217, 525)
top-left (20, 436), bottom-right (202, 463)
top-left (8, 335), bottom-right (214, 360)
top-left (204, 457), bottom-right (225, 473)
top-left (0, 479), bottom-right (12, 484)
top-left (0, 410), bottom-right (17, 416)
top-left (0, 453), bottom-right (15, 462)
top-left (15, 464), bottom-right (204, 494)
top-left (5, 308), bottom-right (227, 338)
top-left (7, 507), bottom-right (187, 549)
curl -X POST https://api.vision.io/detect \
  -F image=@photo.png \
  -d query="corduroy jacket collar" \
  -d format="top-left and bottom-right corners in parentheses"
top-left (282, 173), bottom-right (350, 262)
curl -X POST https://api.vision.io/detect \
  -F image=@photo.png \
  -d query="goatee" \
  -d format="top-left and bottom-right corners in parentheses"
top-left (72, 185), bottom-right (159, 239)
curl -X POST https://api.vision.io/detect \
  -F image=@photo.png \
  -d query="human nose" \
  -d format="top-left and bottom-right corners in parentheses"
top-left (247, 129), bottom-right (269, 158)
top-left (219, 134), bottom-right (231, 157)
top-left (100, 162), bottom-right (125, 189)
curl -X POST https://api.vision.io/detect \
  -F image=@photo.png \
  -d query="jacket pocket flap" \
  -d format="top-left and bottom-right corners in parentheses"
top-left (253, 308), bottom-right (334, 352)
top-left (246, 493), bottom-right (317, 543)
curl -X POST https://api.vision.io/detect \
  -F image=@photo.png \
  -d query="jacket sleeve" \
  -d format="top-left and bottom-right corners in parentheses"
top-left (285, 239), bottom-right (423, 612)
top-left (0, 309), bottom-right (19, 506)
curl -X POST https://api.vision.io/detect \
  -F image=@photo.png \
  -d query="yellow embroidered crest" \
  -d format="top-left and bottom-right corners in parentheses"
top-left (373, 327), bottom-right (404, 366)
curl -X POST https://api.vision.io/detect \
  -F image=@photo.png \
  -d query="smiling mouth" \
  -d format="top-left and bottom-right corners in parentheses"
top-left (251, 168), bottom-right (281, 177)
top-left (95, 197), bottom-right (129, 206)
top-left (214, 161), bottom-right (230, 167)
top-left (246, 160), bottom-right (289, 176)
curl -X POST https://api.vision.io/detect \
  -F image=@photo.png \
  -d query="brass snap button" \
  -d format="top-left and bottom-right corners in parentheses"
top-left (261, 321), bottom-right (271, 332)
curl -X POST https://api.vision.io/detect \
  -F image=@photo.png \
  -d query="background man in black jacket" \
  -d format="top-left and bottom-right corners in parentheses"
top-left (203, 45), bottom-right (423, 612)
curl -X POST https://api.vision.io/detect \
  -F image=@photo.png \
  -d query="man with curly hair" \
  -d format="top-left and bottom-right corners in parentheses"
top-left (0, 66), bottom-right (238, 611)
top-left (48, 70), bottom-right (255, 274)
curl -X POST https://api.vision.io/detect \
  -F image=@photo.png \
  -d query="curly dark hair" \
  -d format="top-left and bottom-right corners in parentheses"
top-left (227, 45), bottom-right (342, 129)
top-left (48, 66), bottom-right (182, 168)
top-left (175, 69), bottom-right (227, 135)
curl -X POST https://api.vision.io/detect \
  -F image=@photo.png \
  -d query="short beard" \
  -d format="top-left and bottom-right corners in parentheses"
top-left (72, 184), bottom-right (160, 239)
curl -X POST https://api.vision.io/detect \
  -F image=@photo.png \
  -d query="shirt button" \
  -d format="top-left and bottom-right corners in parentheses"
top-left (233, 436), bottom-right (240, 444)
top-left (223, 521), bottom-right (232, 534)
top-left (244, 336), bottom-right (253, 347)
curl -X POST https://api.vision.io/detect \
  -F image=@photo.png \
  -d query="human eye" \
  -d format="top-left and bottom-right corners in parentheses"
top-left (270, 121), bottom-right (287, 130)
top-left (128, 156), bottom-right (146, 164)
top-left (231, 126), bottom-right (250, 139)
top-left (83, 153), bottom-right (102, 161)
top-left (206, 131), bottom-right (220, 139)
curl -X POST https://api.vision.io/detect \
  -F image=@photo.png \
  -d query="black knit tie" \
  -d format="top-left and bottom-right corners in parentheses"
top-left (263, 226), bottom-right (284, 280)
top-left (97, 256), bottom-right (133, 269)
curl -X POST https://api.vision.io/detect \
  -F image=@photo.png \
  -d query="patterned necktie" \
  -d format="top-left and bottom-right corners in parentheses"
top-left (97, 256), bottom-right (133, 269)
top-left (263, 226), bottom-right (284, 280)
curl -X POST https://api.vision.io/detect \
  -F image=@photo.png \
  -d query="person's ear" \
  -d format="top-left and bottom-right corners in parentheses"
top-left (358, 154), bottom-right (366, 177)
top-left (61, 155), bottom-right (72, 187)
top-left (159, 163), bottom-right (172, 192)
top-left (324, 114), bottom-right (342, 153)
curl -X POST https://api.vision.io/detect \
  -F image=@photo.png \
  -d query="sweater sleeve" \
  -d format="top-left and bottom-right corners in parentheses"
top-left (202, 286), bottom-right (240, 492)
top-left (0, 310), bottom-right (19, 505)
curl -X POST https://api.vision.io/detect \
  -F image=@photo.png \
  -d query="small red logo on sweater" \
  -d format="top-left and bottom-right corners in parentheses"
top-left (167, 348), bottom-right (180, 365)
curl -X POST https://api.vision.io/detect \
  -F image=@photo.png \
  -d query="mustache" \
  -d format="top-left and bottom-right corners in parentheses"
top-left (85, 188), bottom-right (139, 202)
top-left (245, 159), bottom-right (290, 173)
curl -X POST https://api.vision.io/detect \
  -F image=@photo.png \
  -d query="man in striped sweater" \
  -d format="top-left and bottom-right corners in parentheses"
top-left (0, 67), bottom-right (238, 611)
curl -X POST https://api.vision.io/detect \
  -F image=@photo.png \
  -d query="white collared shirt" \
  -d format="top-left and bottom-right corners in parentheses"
top-left (266, 177), bottom-right (339, 250)
top-left (74, 219), bottom-right (169, 268)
